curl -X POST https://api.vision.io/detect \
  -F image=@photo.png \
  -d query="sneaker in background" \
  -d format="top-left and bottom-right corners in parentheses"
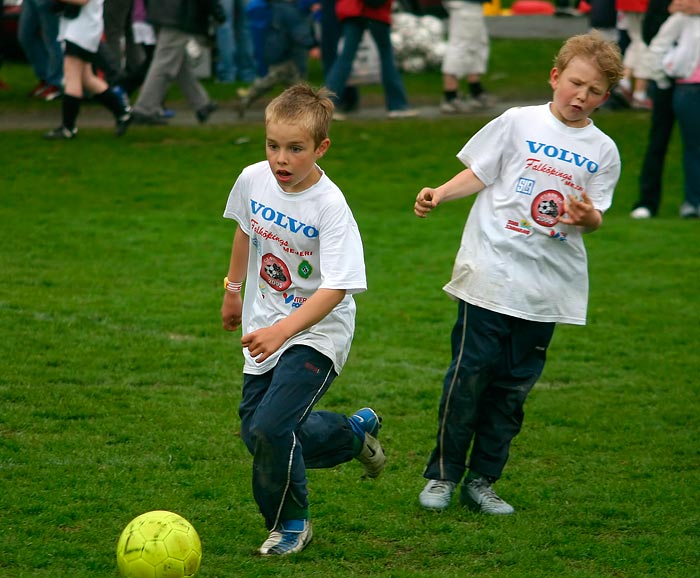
top-left (132, 111), bottom-right (168, 125)
top-left (115, 110), bottom-right (132, 137)
top-left (440, 98), bottom-right (476, 114)
top-left (419, 479), bottom-right (456, 510)
top-left (387, 108), bottom-right (419, 119)
top-left (29, 80), bottom-right (48, 97)
top-left (630, 206), bottom-right (652, 219)
top-left (259, 519), bottom-right (312, 556)
top-left (112, 85), bottom-right (131, 110)
top-left (39, 84), bottom-right (63, 101)
top-left (472, 92), bottom-right (497, 108)
top-left (196, 101), bottom-right (217, 123)
top-left (679, 202), bottom-right (699, 219)
top-left (460, 477), bottom-right (514, 515)
top-left (631, 97), bottom-right (652, 111)
top-left (43, 126), bottom-right (77, 140)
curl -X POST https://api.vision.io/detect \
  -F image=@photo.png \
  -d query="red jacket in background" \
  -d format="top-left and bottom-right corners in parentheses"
top-left (335, 0), bottom-right (394, 24)
top-left (616, 0), bottom-right (649, 13)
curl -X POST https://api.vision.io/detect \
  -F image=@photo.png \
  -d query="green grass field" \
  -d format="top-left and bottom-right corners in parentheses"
top-left (1, 37), bottom-right (699, 577)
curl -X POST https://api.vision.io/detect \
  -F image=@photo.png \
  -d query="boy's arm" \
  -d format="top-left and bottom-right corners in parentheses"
top-left (242, 288), bottom-right (346, 363)
top-left (221, 226), bottom-right (250, 332)
top-left (558, 191), bottom-right (603, 232)
top-left (414, 168), bottom-right (486, 218)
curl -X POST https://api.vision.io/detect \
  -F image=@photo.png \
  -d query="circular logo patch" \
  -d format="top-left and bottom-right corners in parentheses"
top-left (260, 253), bottom-right (291, 291)
top-left (531, 189), bottom-right (565, 227)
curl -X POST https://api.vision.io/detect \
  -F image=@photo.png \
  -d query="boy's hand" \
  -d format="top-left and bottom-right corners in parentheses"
top-left (558, 191), bottom-right (602, 230)
top-left (415, 187), bottom-right (439, 217)
top-left (241, 326), bottom-right (287, 363)
top-left (221, 292), bottom-right (243, 331)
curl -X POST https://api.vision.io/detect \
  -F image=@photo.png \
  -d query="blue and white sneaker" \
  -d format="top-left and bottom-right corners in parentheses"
top-left (350, 408), bottom-right (385, 478)
top-left (349, 407), bottom-right (382, 439)
top-left (259, 519), bottom-right (312, 556)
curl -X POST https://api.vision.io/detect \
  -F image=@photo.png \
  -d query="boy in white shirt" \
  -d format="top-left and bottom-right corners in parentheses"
top-left (221, 83), bottom-right (384, 556)
top-left (414, 32), bottom-right (624, 515)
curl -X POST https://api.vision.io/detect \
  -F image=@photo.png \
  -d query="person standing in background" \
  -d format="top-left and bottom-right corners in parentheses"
top-left (43, 0), bottom-right (131, 139)
top-left (439, 0), bottom-right (496, 114)
top-left (631, 0), bottom-right (700, 218)
top-left (17, 0), bottom-right (64, 101)
top-left (215, 0), bottom-right (258, 83)
top-left (324, 0), bottom-right (416, 119)
top-left (615, 0), bottom-right (653, 108)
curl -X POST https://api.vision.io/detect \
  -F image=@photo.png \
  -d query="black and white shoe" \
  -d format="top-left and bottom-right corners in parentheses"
top-left (43, 126), bottom-right (77, 140)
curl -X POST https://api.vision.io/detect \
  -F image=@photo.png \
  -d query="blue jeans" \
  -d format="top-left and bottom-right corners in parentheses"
top-left (215, 0), bottom-right (257, 83)
top-left (673, 83), bottom-right (700, 209)
top-left (239, 346), bottom-right (357, 530)
top-left (325, 17), bottom-right (409, 112)
top-left (17, 0), bottom-right (63, 86)
top-left (423, 302), bottom-right (555, 483)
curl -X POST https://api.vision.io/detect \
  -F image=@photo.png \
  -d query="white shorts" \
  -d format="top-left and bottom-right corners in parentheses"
top-left (441, 0), bottom-right (490, 78)
top-left (620, 12), bottom-right (652, 79)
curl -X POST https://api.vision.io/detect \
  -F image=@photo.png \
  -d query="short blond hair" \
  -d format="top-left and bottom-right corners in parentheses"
top-left (553, 31), bottom-right (624, 88)
top-left (265, 84), bottom-right (335, 147)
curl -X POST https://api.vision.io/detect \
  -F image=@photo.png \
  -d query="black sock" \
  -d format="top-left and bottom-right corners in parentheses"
top-left (62, 94), bottom-right (81, 131)
top-left (94, 88), bottom-right (126, 117)
top-left (444, 90), bottom-right (458, 102)
top-left (469, 82), bottom-right (484, 98)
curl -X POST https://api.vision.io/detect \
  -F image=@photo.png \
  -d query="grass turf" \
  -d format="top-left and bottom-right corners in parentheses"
top-left (1, 37), bottom-right (699, 578)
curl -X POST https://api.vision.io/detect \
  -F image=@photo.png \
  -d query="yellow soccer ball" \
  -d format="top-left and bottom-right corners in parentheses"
top-left (116, 510), bottom-right (202, 578)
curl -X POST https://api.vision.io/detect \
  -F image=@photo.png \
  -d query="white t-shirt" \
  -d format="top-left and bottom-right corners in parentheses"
top-left (444, 104), bottom-right (620, 325)
top-left (59, 0), bottom-right (104, 53)
top-left (223, 161), bottom-right (367, 375)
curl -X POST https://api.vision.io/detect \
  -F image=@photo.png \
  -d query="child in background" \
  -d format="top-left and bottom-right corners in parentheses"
top-left (414, 32), bottom-right (624, 515)
top-left (221, 83), bottom-right (384, 555)
top-left (44, 0), bottom-right (131, 139)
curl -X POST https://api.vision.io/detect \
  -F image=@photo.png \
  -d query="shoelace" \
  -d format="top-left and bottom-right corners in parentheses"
top-left (427, 480), bottom-right (453, 494)
top-left (471, 479), bottom-right (504, 503)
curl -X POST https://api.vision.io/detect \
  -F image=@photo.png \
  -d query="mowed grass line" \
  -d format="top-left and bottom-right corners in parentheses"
top-left (2, 85), bottom-right (699, 577)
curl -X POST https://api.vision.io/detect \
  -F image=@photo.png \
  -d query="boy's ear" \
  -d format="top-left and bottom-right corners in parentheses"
top-left (316, 138), bottom-right (331, 157)
top-left (549, 67), bottom-right (559, 89)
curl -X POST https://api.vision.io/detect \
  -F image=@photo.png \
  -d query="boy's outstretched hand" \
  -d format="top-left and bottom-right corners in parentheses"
top-left (558, 191), bottom-right (602, 231)
top-left (415, 187), bottom-right (439, 218)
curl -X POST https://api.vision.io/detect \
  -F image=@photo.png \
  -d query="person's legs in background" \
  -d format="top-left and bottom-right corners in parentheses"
top-left (631, 82), bottom-right (675, 219)
top-left (366, 18), bottom-right (412, 115)
top-left (215, 0), bottom-right (236, 82)
top-left (673, 83), bottom-right (700, 218)
top-left (232, 0), bottom-right (257, 82)
top-left (18, 0), bottom-right (63, 99)
top-left (320, 0), bottom-right (359, 111)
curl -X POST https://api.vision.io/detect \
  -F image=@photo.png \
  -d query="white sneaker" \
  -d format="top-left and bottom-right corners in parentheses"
top-left (419, 479), bottom-right (456, 510)
top-left (461, 478), bottom-right (514, 515)
top-left (440, 98), bottom-right (476, 114)
top-left (630, 206), bottom-right (652, 219)
top-left (387, 108), bottom-right (418, 119)
top-left (471, 92), bottom-right (498, 108)
top-left (259, 519), bottom-right (312, 556)
top-left (679, 202), bottom-right (699, 219)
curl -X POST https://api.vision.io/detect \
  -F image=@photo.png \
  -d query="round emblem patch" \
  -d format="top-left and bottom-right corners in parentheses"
top-left (531, 189), bottom-right (565, 227)
top-left (260, 253), bottom-right (291, 291)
